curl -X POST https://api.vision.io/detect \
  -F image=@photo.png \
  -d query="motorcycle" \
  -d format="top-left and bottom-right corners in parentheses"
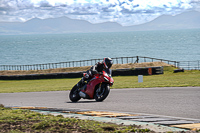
top-left (69, 69), bottom-right (114, 102)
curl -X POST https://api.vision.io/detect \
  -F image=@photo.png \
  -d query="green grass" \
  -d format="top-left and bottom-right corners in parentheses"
top-left (0, 105), bottom-right (150, 133)
top-left (0, 67), bottom-right (200, 93)
top-left (114, 69), bottom-right (200, 89)
top-left (0, 78), bottom-right (78, 93)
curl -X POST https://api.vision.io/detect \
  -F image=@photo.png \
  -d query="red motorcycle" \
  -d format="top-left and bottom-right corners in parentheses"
top-left (69, 69), bottom-right (114, 102)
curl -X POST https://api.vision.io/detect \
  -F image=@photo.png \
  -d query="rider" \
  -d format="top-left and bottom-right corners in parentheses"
top-left (77, 57), bottom-right (113, 89)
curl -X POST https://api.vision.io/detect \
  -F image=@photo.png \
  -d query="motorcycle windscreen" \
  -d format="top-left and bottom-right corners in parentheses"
top-left (104, 68), bottom-right (112, 76)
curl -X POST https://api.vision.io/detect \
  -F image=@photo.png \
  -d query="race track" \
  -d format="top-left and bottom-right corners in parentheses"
top-left (0, 87), bottom-right (200, 119)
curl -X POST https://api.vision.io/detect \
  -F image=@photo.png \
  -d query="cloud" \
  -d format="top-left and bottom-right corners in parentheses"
top-left (191, 0), bottom-right (200, 10)
top-left (0, 0), bottom-right (199, 26)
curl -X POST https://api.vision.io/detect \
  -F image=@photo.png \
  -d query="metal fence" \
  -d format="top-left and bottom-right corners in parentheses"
top-left (178, 60), bottom-right (200, 70)
top-left (0, 56), bottom-right (192, 71)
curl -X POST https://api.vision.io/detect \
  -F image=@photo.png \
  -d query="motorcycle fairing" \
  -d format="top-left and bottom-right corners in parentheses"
top-left (82, 75), bottom-right (104, 99)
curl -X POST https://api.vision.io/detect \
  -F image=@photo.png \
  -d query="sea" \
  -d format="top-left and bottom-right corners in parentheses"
top-left (0, 29), bottom-right (200, 65)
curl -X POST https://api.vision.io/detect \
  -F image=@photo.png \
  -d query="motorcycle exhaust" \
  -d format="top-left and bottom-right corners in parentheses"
top-left (79, 91), bottom-right (90, 99)
top-left (79, 91), bottom-right (87, 98)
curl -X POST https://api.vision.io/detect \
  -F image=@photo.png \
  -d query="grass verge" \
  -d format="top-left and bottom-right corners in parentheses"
top-left (0, 66), bottom-right (200, 93)
top-left (0, 105), bottom-right (150, 133)
top-left (113, 67), bottom-right (200, 89)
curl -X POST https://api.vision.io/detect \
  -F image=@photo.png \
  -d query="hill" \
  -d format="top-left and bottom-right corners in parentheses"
top-left (128, 10), bottom-right (200, 31)
top-left (0, 10), bottom-right (200, 34)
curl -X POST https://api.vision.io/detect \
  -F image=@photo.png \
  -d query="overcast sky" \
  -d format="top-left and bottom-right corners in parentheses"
top-left (0, 0), bottom-right (200, 26)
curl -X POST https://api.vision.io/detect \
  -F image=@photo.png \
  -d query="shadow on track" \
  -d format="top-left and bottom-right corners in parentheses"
top-left (66, 100), bottom-right (98, 103)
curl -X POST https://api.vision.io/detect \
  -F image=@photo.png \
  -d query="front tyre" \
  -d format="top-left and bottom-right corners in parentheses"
top-left (69, 85), bottom-right (81, 102)
top-left (94, 83), bottom-right (110, 102)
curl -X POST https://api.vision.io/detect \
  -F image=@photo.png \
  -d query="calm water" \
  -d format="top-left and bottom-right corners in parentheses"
top-left (0, 29), bottom-right (200, 65)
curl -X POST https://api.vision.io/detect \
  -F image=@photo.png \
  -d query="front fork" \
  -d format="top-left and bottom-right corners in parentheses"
top-left (96, 83), bottom-right (108, 98)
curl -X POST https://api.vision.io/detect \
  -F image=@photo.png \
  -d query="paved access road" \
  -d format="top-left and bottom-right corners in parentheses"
top-left (0, 87), bottom-right (200, 119)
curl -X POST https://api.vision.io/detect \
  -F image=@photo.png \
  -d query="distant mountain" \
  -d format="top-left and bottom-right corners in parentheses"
top-left (0, 10), bottom-right (200, 35)
top-left (126, 10), bottom-right (200, 31)
top-left (0, 17), bottom-right (124, 34)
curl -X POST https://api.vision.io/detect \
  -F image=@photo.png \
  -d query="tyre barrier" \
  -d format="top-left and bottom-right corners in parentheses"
top-left (112, 67), bottom-right (163, 76)
top-left (0, 66), bottom-right (163, 80)
top-left (173, 69), bottom-right (184, 73)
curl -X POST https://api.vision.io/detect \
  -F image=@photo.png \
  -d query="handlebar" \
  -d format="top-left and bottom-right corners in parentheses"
top-left (98, 72), bottom-right (103, 75)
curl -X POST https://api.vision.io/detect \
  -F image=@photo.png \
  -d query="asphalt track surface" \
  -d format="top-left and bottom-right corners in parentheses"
top-left (0, 87), bottom-right (200, 119)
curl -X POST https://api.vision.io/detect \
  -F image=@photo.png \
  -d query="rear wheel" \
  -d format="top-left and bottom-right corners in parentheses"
top-left (94, 83), bottom-right (110, 102)
top-left (69, 85), bottom-right (81, 102)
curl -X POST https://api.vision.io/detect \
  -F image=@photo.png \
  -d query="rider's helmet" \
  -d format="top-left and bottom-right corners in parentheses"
top-left (103, 57), bottom-right (113, 69)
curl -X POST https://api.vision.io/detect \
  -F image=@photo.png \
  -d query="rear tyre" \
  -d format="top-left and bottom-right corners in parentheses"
top-left (94, 83), bottom-right (110, 102)
top-left (69, 85), bottom-right (81, 102)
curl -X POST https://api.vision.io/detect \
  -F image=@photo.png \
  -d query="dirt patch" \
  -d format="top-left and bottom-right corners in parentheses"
top-left (0, 62), bottom-right (171, 76)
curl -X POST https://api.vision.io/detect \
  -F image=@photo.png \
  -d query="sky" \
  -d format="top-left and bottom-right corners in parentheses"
top-left (0, 0), bottom-right (200, 26)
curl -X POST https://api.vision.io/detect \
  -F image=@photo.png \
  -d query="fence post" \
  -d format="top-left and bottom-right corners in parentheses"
top-left (2, 56), bottom-right (198, 71)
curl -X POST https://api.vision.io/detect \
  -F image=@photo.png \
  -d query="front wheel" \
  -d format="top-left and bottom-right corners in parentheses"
top-left (69, 85), bottom-right (81, 102)
top-left (94, 83), bottom-right (110, 102)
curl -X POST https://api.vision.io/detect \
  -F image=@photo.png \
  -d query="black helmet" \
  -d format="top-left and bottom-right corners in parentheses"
top-left (103, 57), bottom-right (113, 69)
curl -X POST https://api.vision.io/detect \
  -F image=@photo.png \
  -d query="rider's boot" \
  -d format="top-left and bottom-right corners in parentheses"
top-left (79, 85), bottom-right (90, 99)
top-left (77, 78), bottom-right (89, 99)
top-left (80, 84), bottom-right (86, 91)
